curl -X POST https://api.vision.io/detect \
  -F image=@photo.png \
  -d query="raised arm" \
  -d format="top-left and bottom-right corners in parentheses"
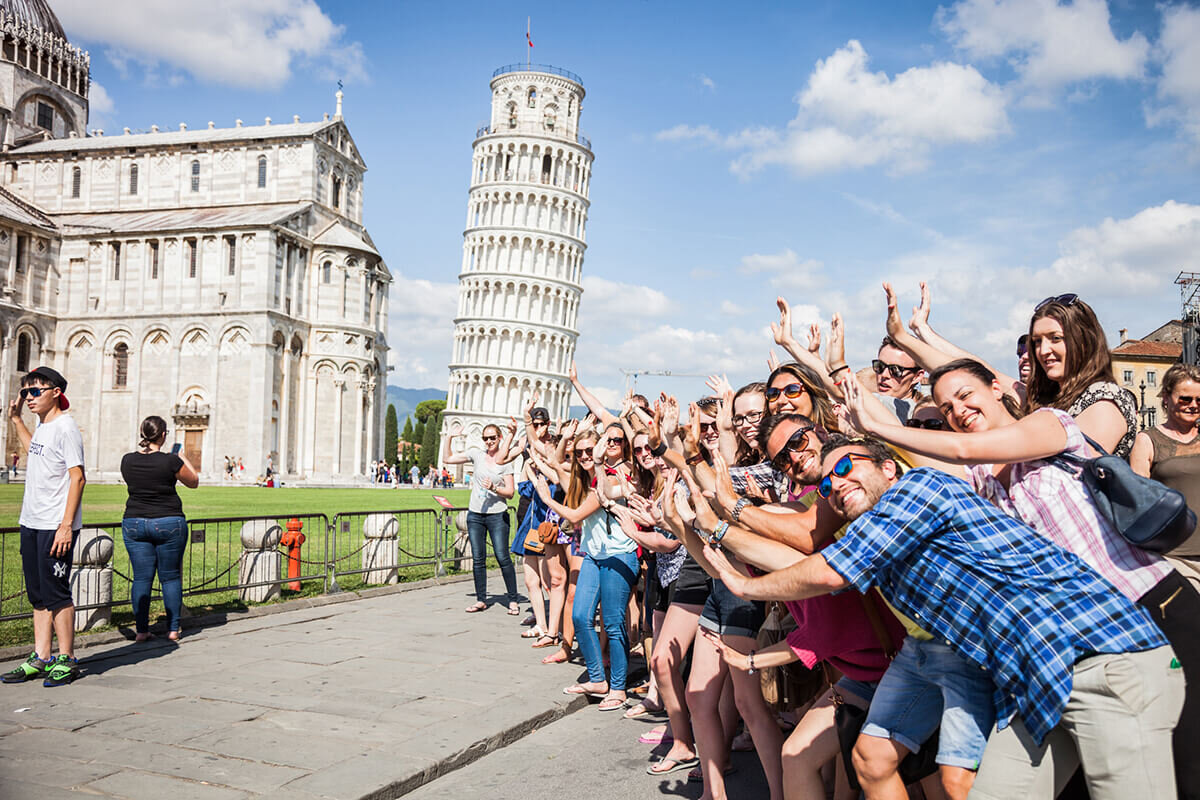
top-left (493, 417), bottom-right (523, 465)
top-left (568, 360), bottom-right (618, 426)
top-left (441, 421), bottom-right (471, 465)
top-left (772, 297), bottom-right (845, 400)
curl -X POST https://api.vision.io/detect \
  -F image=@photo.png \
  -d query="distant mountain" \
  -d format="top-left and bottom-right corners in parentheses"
top-left (386, 386), bottom-right (447, 425)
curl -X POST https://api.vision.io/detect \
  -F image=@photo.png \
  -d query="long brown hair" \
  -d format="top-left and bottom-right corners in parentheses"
top-left (766, 362), bottom-right (838, 432)
top-left (631, 431), bottom-right (660, 497)
top-left (564, 431), bottom-right (598, 509)
top-left (732, 382), bottom-right (767, 466)
top-left (1023, 298), bottom-right (1115, 413)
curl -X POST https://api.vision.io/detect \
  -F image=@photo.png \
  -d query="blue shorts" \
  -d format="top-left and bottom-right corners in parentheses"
top-left (20, 526), bottom-right (79, 612)
top-left (861, 637), bottom-right (996, 770)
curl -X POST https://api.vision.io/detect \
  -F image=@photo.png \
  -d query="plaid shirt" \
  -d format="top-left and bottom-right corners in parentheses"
top-left (822, 467), bottom-right (1166, 745)
top-left (728, 460), bottom-right (790, 499)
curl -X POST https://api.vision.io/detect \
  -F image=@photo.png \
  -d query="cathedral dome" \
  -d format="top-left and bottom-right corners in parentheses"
top-left (0, 0), bottom-right (66, 41)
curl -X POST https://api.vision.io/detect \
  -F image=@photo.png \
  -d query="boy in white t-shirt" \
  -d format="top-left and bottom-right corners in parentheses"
top-left (1, 366), bottom-right (86, 687)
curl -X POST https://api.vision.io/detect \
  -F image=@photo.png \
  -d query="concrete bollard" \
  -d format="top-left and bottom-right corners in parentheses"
top-left (453, 510), bottom-right (471, 569)
top-left (71, 528), bottom-right (113, 631)
top-left (361, 513), bottom-right (399, 585)
top-left (238, 519), bottom-right (282, 603)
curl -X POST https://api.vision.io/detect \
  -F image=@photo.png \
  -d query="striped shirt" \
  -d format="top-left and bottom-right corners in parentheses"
top-left (822, 467), bottom-right (1166, 745)
top-left (967, 408), bottom-right (1171, 602)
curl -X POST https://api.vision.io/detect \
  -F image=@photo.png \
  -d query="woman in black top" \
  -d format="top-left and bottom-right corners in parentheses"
top-left (120, 416), bottom-right (199, 641)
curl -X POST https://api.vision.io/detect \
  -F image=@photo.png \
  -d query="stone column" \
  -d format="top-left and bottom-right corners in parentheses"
top-left (71, 528), bottom-right (113, 631)
top-left (238, 519), bottom-right (282, 602)
top-left (353, 379), bottom-right (364, 476)
top-left (332, 376), bottom-right (344, 475)
top-left (365, 378), bottom-right (377, 465)
top-left (361, 513), bottom-right (398, 584)
top-left (278, 349), bottom-right (291, 475)
top-left (5, 228), bottom-right (16, 292)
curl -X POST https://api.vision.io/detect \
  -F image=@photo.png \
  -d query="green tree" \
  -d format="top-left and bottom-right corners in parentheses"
top-left (415, 398), bottom-right (447, 424)
top-left (401, 416), bottom-right (414, 443)
top-left (412, 418), bottom-right (426, 450)
top-left (384, 405), bottom-right (399, 467)
top-left (419, 411), bottom-right (442, 471)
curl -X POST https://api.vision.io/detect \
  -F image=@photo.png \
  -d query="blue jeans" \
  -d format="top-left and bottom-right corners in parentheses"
top-left (466, 511), bottom-right (518, 605)
top-left (572, 552), bottom-right (639, 690)
top-left (122, 516), bottom-right (188, 633)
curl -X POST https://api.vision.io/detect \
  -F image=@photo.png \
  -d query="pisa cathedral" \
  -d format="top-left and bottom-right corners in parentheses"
top-left (0, 0), bottom-right (390, 483)
top-left (442, 64), bottom-right (592, 456)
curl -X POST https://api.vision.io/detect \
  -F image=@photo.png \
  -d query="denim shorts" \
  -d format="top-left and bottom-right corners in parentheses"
top-left (698, 578), bottom-right (765, 639)
top-left (861, 637), bottom-right (996, 770)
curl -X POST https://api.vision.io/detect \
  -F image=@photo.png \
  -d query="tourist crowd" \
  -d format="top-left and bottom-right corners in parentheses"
top-left (455, 285), bottom-right (1200, 800)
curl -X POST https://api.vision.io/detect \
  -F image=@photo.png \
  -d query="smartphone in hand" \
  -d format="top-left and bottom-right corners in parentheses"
top-left (171, 443), bottom-right (182, 455)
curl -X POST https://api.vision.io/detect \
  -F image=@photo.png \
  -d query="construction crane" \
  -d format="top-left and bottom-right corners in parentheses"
top-left (1178, 272), bottom-right (1200, 366)
top-left (620, 369), bottom-right (709, 393)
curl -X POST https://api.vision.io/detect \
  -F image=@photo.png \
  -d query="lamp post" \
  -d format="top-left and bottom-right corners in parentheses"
top-left (1139, 380), bottom-right (1150, 431)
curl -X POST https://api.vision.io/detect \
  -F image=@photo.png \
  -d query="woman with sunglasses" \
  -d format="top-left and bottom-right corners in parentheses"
top-left (442, 422), bottom-right (520, 614)
top-left (1026, 294), bottom-right (1138, 458)
top-left (841, 361), bottom-right (1200, 800)
top-left (535, 428), bottom-right (638, 711)
top-left (765, 362), bottom-right (839, 432)
top-left (1132, 363), bottom-right (1200, 583)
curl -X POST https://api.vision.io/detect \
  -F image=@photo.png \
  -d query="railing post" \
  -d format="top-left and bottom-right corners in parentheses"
top-left (361, 513), bottom-right (399, 585)
top-left (434, 510), bottom-right (447, 578)
top-left (238, 520), bottom-right (282, 603)
top-left (71, 527), bottom-right (113, 631)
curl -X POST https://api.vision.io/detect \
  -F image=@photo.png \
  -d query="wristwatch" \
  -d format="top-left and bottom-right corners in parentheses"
top-left (731, 497), bottom-right (749, 523)
top-left (709, 521), bottom-right (729, 547)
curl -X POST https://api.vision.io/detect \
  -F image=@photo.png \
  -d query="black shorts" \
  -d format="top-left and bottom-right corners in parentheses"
top-left (20, 526), bottom-right (78, 611)
top-left (654, 578), bottom-right (676, 613)
top-left (671, 554), bottom-right (712, 607)
top-left (698, 578), bottom-right (765, 639)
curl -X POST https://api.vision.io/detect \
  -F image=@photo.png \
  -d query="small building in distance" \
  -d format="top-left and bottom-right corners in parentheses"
top-left (1112, 321), bottom-right (1183, 430)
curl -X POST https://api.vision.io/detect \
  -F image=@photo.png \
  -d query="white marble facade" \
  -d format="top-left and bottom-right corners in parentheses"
top-left (442, 65), bottom-right (593, 459)
top-left (0, 0), bottom-right (390, 483)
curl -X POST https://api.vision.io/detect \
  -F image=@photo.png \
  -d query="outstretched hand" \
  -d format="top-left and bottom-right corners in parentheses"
top-left (771, 296), bottom-right (795, 348)
top-left (711, 451), bottom-right (741, 515)
top-left (882, 282), bottom-right (905, 340)
top-left (909, 281), bottom-right (931, 333)
top-left (826, 312), bottom-right (845, 371)
top-left (702, 543), bottom-right (749, 597)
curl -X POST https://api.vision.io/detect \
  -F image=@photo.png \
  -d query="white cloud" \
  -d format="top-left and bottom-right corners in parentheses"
top-left (659, 41), bottom-right (1008, 177)
top-left (720, 300), bottom-right (747, 316)
top-left (937, 0), bottom-right (1148, 99)
top-left (385, 273), bottom-right (459, 389)
top-left (580, 275), bottom-right (676, 320)
top-left (738, 248), bottom-right (826, 291)
top-left (1147, 5), bottom-right (1200, 146)
top-left (86, 80), bottom-right (116, 130)
top-left (55, 0), bottom-right (366, 90)
top-left (699, 74), bottom-right (716, 91)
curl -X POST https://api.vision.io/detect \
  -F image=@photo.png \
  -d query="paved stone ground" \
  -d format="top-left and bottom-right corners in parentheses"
top-left (0, 578), bottom-right (607, 799)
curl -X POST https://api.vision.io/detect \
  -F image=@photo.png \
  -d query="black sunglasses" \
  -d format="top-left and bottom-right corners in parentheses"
top-left (481, 435), bottom-right (499, 442)
top-left (1175, 396), bottom-right (1200, 407)
top-left (872, 360), bottom-right (919, 380)
top-left (765, 383), bottom-right (806, 402)
top-left (770, 426), bottom-right (815, 470)
top-left (904, 417), bottom-right (946, 430)
top-left (574, 448), bottom-right (593, 458)
top-left (1035, 293), bottom-right (1079, 312)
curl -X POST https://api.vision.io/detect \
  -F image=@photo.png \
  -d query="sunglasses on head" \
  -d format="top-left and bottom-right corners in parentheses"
top-left (904, 417), bottom-right (946, 430)
top-left (770, 426), bottom-right (815, 470)
top-left (817, 453), bottom-right (877, 499)
top-left (19, 387), bottom-right (53, 399)
top-left (732, 410), bottom-right (764, 427)
top-left (765, 383), bottom-right (806, 402)
top-left (1034, 293), bottom-right (1079, 312)
top-left (872, 360), bottom-right (919, 379)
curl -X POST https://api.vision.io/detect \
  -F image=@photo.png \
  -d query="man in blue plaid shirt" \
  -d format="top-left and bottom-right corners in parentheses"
top-left (709, 434), bottom-right (1183, 799)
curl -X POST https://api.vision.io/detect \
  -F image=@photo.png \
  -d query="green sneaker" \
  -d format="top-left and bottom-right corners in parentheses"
top-left (42, 654), bottom-right (79, 687)
top-left (1, 651), bottom-right (48, 684)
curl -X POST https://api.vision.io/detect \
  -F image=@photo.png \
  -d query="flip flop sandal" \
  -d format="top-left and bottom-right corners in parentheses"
top-left (623, 700), bottom-right (665, 719)
top-left (562, 684), bottom-right (608, 698)
top-left (465, 602), bottom-right (487, 613)
top-left (597, 696), bottom-right (627, 712)
top-left (638, 728), bottom-right (673, 745)
top-left (646, 756), bottom-right (699, 775)
top-left (521, 627), bottom-right (544, 639)
top-left (531, 635), bottom-right (558, 649)
top-left (507, 603), bottom-right (521, 616)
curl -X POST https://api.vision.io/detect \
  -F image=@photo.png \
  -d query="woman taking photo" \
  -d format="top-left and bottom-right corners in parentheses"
top-left (120, 415), bottom-right (199, 642)
top-left (1132, 362), bottom-right (1200, 582)
top-left (442, 422), bottom-right (520, 614)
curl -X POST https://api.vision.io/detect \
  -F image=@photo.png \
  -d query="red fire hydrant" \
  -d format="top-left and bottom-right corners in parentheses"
top-left (281, 518), bottom-right (305, 591)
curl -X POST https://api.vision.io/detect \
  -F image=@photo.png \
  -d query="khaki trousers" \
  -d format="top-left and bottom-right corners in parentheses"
top-left (968, 646), bottom-right (1184, 800)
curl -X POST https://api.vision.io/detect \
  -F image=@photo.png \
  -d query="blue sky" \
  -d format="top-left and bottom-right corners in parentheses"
top-left (54, 0), bottom-right (1200, 406)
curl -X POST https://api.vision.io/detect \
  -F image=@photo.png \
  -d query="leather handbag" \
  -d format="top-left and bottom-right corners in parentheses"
top-left (536, 520), bottom-right (559, 544)
top-left (826, 590), bottom-right (938, 793)
top-left (1055, 435), bottom-right (1196, 553)
top-left (522, 524), bottom-right (545, 555)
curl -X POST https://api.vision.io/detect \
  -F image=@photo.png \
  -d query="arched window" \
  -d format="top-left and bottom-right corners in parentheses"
top-left (541, 154), bottom-right (552, 183)
top-left (332, 175), bottom-right (342, 209)
top-left (506, 102), bottom-right (517, 128)
top-left (113, 343), bottom-right (129, 388)
top-left (129, 163), bottom-right (138, 195)
top-left (322, 260), bottom-right (332, 283)
top-left (190, 160), bottom-right (200, 192)
top-left (71, 166), bottom-right (81, 198)
top-left (16, 333), bottom-right (30, 372)
top-left (257, 155), bottom-right (267, 188)
top-left (527, 88), bottom-right (537, 108)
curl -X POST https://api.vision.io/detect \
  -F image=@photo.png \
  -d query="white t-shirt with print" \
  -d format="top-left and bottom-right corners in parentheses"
top-left (19, 414), bottom-right (85, 530)
top-left (466, 448), bottom-right (513, 514)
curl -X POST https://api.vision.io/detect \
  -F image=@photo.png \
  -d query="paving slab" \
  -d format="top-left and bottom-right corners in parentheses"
top-left (0, 577), bottom-right (603, 798)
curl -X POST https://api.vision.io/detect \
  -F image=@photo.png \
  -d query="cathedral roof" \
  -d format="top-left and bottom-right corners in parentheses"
top-left (0, 0), bottom-right (67, 41)
top-left (313, 220), bottom-right (379, 257)
top-left (11, 120), bottom-right (337, 155)
top-left (53, 201), bottom-right (309, 235)
top-left (0, 184), bottom-right (56, 232)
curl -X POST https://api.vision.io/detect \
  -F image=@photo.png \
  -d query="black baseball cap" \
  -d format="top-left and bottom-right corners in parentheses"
top-left (25, 366), bottom-right (69, 410)
top-left (530, 407), bottom-right (550, 423)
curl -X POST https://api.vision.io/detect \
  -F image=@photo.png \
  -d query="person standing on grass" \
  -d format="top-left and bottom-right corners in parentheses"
top-left (120, 415), bottom-right (199, 643)
top-left (2, 366), bottom-right (85, 687)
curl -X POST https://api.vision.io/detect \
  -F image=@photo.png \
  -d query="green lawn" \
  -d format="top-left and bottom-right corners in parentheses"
top-left (0, 485), bottom-right (514, 647)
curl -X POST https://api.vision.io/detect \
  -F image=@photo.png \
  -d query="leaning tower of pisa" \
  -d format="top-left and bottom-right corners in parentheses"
top-left (442, 64), bottom-right (594, 456)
